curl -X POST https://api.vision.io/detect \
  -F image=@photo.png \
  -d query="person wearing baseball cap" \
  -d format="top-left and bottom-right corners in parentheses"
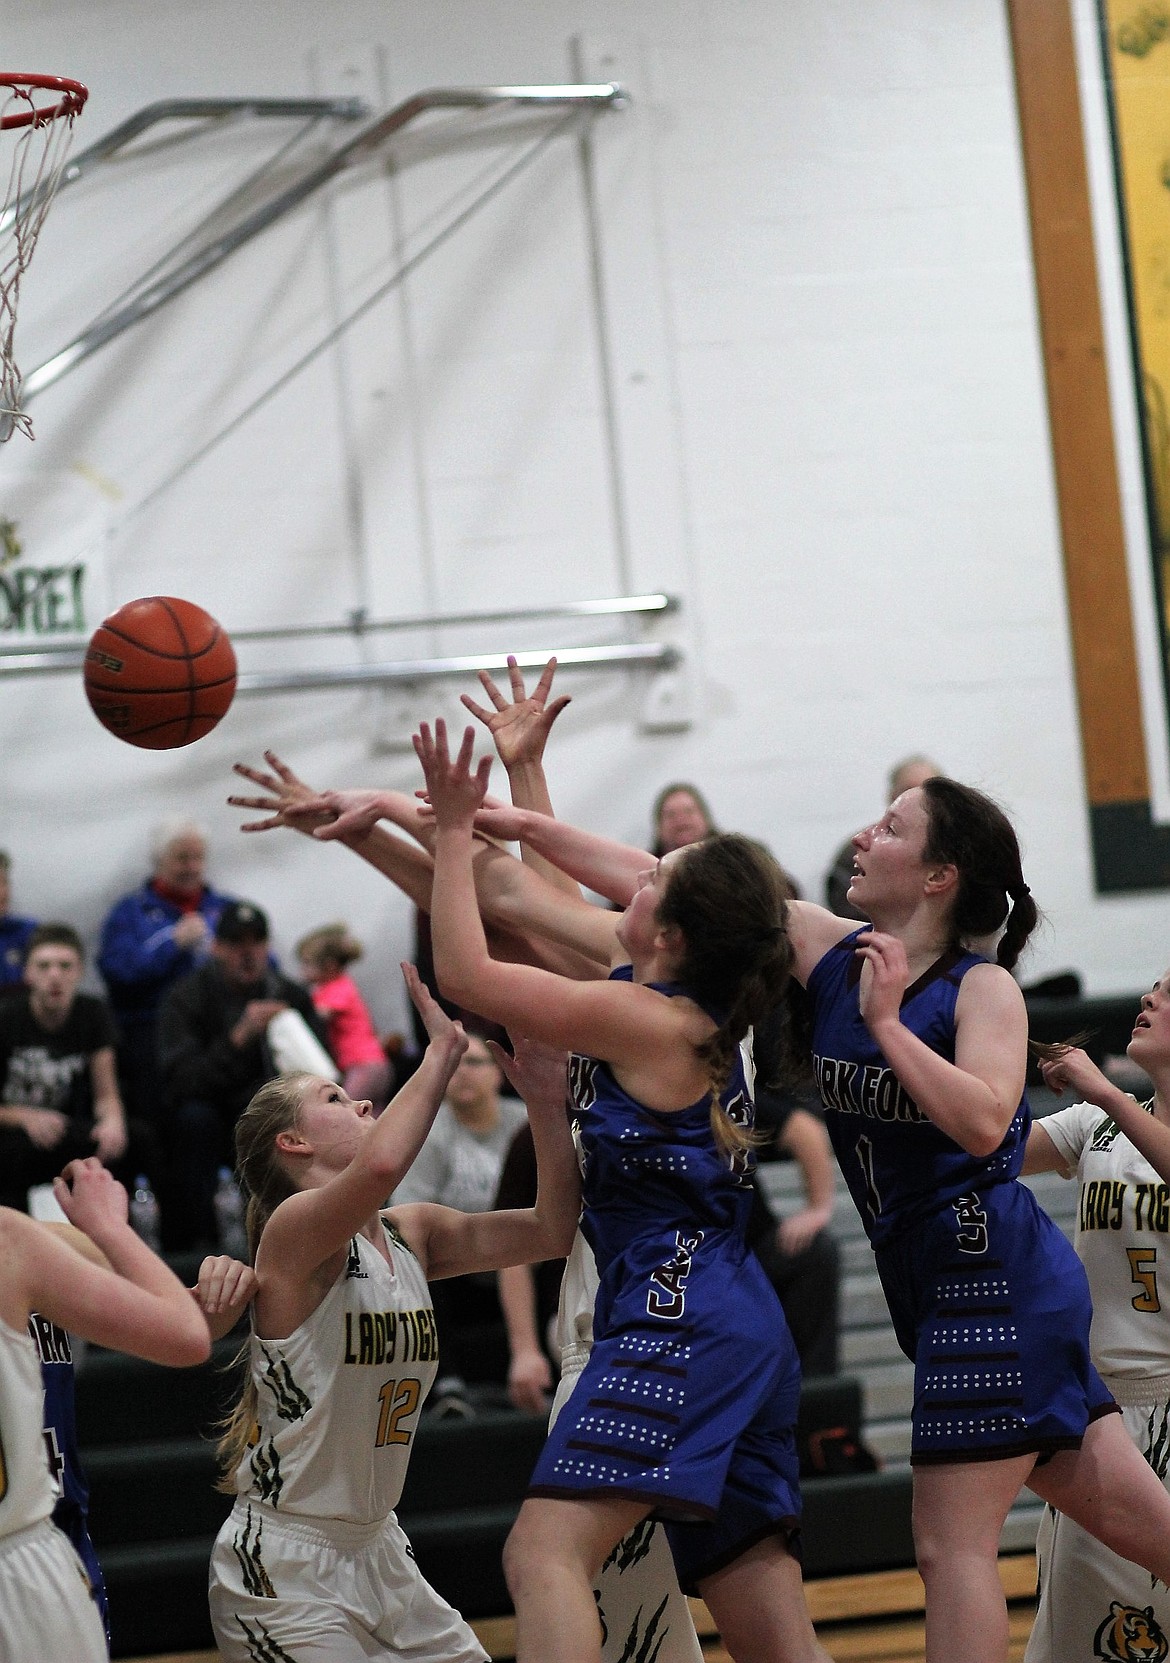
top-left (156, 899), bottom-right (332, 1249)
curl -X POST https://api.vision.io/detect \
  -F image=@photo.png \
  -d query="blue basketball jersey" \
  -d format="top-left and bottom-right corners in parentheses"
top-left (808, 930), bottom-right (1028, 1246)
top-left (530, 967), bottom-right (803, 1583)
top-left (29, 1313), bottom-right (109, 1636)
top-left (570, 967), bottom-right (755, 1290)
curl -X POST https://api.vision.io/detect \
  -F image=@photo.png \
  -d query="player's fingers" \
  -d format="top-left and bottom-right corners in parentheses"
top-left (263, 750), bottom-right (298, 782)
top-left (506, 655), bottom-right (527, 701)
top-left (454, 724), bottom-right (476, 773)
top-left (544, 695), bottom-right (571, 725)
top-left (475, 755), bottom-right (493, 793)
top-left (240, 816), bottom-right (283, 833)
top-left (233, 763), bottom-right (279, 790)
top-left (460, 693), bottom-right (492, 724)
top-left (477, 669), bottom-right (509, 712)
top-left (531, 656), bottom-right (556, 703)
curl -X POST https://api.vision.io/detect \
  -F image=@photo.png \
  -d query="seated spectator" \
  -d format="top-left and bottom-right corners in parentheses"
top-left (296, 923), bottom-right (394, 1112)
top-left (651, 781), bottom-right (716, 856)
top-left (747, 1107), bottom-right (840, 1377)
top-left (156, 900), bottom-right (329, 1249)
top-left (98, 819), bottom-right (235, 1121)
top-left (0, 924), bottom-right (153, 1212)
top-left (823, 753), bottom-right (942, 919)
top-left (494, 1120), bottom-right (567, 1415)
top-left (392, 1033), bottom-right (527, 1394)
top-left (0, 850), bottom-right (37, 993)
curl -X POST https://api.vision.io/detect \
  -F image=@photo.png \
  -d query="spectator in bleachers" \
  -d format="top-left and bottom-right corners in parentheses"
top-left (0, 924), bottom-right (153, 1212)
top-left (0, 850), bottom-right (37, 994)
top-left (651, 782), bottom-right (716, 856)
top-left (823, 754), bottom-right (942, 919)
top-left (98, 819), bottom-right (235, 1121)
top-left (156, 900), bottom-right (329, 1249)
top-left (392, 1033), bottom-right (527, 1401)
top-left (296, 923), bottom-right (394, 1113)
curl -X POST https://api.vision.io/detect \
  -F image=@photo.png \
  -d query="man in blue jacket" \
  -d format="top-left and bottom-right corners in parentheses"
top-left (98, 819), bottom-right (235, 1122)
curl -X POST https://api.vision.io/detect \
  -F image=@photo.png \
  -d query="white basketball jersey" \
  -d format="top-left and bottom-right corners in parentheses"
top-left (236, 1220), bottom-right (438, 1523)
top-left (0, 1316), bottom-right (54, 1541)
top-left (1041, 1100), bottom-right (1170, 1379)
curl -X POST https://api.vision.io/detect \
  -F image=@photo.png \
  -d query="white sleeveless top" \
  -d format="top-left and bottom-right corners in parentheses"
top-left (236, 1220), bottom-right (438, 1524)
top-left (1042, 1099), bottom-right (1170, 1383)
top-left (0, 1315), bottom-right (54, 1540)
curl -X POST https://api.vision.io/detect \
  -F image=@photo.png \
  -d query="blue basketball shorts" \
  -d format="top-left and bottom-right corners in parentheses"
top-left (874, 1181), bottom-right (1117, 1464)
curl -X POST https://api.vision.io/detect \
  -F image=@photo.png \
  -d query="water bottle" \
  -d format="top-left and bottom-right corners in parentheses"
top-left (129, 1174), bottom-right (161, 1254)
top-left (213, 1167), bottom-right (248, 1261)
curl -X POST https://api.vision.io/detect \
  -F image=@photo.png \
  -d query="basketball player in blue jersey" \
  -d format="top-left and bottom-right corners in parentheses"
top-left (387, 769), bottom-right (1170, 1663)
top-left (776, 776), bottom-right (1170, 1663)
top-left (398, 720), bottom-right (827, 1663)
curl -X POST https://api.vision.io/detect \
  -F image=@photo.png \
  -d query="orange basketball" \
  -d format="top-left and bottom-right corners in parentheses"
top-left (84, 596), bottom-right (237, 749)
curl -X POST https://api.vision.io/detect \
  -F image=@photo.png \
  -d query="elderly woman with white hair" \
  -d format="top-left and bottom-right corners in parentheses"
top-left (97, 818), bottom-right (236, 1126)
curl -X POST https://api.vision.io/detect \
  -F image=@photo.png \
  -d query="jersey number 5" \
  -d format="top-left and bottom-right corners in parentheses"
top-left (376, 1377), bottom-right (421, 1447)
top-left (1127, 1247), bottom-right (1161, 1314)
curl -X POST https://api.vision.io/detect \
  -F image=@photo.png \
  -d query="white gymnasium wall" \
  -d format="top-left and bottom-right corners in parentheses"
top-left (3, 0), bottom-right (1166, 1032)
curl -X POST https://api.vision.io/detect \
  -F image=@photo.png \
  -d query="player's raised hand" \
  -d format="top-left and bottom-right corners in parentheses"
top-left (229, 751), bottom-right (336, 834)
top-left (401, 961), bottom-right (469, 1077)
top-left (412, 720), bottom-right (492, 830)
top-left (488, 1035), bottom-right (568, 1119)
top-left (311, 789), bottom-right (391, 842)
top-left (461, 655), bottom-right (570, 771)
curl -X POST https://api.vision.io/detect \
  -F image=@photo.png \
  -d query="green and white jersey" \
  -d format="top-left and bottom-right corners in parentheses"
top-left (1042, 1099), bottom-right (1170, 1383)
top-left (0, 1316), bottom-right (54, 1541)
top-left (237, 1220), bottom-right (439, 1524)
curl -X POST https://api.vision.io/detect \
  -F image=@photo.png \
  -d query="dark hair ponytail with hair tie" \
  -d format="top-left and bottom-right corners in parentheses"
top-left (919, 778), bottom-right (1040, 972)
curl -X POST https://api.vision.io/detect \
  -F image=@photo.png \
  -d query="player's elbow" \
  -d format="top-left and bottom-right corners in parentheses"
top-left (958, 1110), bottom-right (1015, 1160)
top-left (533, 1206), bottom-right (578, 1260)
top-left (158, 1309), bottom-right (213, 1368)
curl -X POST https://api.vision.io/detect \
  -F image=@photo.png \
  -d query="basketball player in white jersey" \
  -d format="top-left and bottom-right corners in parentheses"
top-left (208, 964), bottom-right (578, 1663)
top-left (0, 1158), bottom-right (210, 1663)
top-left (1023, 970), bottom-right (1170, 1662)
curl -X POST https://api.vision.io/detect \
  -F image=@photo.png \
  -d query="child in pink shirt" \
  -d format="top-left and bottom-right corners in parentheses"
top-left (296, 924), bottom-right (393, 1112)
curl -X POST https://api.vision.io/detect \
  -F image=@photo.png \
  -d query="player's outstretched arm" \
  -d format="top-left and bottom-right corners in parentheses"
top-left (230, 751), bottom-right (437, 911)
top-left (0, 1164), bottom-right (210, 1367)
top-left (1038, 1045), bottom-right (1170, 1185)
top-left (258, 965), bottom-right (468, 1287)
top-left (394, 1037), bottom-right (579, 1280)
top-left (463, 655), bottom-right (578, 898)
top-left (471, 800), bottom-right (650, 908)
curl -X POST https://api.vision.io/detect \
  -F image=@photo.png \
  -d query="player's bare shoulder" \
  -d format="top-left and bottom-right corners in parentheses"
top-left (787, 899), bottom-right (859, 985)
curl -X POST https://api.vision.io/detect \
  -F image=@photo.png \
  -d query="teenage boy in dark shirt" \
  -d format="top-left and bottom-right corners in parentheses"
top-left (0, 923), bottom-right (151, 1210)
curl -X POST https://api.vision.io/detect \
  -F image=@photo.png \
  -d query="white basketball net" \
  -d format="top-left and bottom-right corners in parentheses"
top-left (1, 81), bottom-right (83, 443)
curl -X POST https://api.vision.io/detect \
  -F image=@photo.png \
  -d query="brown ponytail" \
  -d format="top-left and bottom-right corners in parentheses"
top-left (654, 834), bottom-right (793, 1157)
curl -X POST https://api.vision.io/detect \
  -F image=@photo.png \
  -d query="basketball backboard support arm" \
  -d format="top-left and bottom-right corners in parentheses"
top-left (0, 96), bottom-right (369, 237)
top-left (19, 84), bottom-right (625, 402)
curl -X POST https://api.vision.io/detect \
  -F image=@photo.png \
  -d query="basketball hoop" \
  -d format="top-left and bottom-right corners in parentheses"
top-left (1, 73), bottom-right (87, 442)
